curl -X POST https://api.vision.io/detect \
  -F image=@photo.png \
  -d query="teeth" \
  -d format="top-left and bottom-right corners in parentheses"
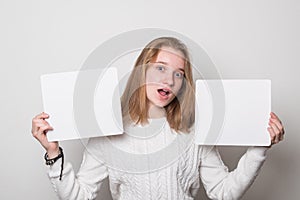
top-left (158, 89), bottom-right (170, 96)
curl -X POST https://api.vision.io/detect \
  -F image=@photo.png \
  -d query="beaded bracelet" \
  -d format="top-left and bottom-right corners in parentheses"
top-left (44, 147), bottom-right (64, 181)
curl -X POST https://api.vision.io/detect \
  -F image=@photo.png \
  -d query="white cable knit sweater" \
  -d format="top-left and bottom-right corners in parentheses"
top-left (47, 118), bottom-right (268, 200)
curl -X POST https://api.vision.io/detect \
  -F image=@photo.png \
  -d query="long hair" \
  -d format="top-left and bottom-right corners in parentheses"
top-left (121, 37), bottom-right (195, 133)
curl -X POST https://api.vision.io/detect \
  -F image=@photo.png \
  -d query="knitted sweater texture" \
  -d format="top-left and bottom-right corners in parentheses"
top-left (47, 118), bottom-right (267, 200)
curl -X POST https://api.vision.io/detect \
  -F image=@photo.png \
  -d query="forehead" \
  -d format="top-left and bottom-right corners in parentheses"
top-left (153, 47), bottom-right (185, 70)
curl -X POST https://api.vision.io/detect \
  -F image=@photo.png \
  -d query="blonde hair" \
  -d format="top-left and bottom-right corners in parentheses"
top-left (121, 37), bottom-right (195, 133)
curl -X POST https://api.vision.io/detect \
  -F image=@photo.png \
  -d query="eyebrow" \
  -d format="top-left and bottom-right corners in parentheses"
top-left (153, 61), bottom-right (185, 73)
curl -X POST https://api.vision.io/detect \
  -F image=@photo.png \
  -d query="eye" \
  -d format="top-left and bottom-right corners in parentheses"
top-left (174, 71), bottom-right (184, 78)
top-left (156, 65), bottom-right (165, 71)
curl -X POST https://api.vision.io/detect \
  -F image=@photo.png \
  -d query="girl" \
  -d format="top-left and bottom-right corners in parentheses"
top-left (32, 37), bottom-right (284, 200)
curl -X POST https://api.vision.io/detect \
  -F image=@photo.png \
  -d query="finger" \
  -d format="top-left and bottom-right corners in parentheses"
top-left (268, 127), bottom-right (276, 144)
top-left (33, 122), bottom-right (53, 134)
top-left (39, 124), bottom-right (53, 132)
top-left (269, 122), bottom-right (281, 143)
top-left (32, 112), bottom-right (50, 133)
top-left (33, 118), bottom-right (51, 126)
top-left (31, 118), bottom-right (42, 133)
top-left (270, 118), bottom-right (284, 134)
top-left (38, 124), bottom-right (53, 132)
top-left (34, 112), bottom-right (50, 120)
top-left (35, 125), bottom-right (53, 138)
top-left (270, 112), bottom-right (281, 123)
top-left (32, 118), bottom-right (51, 133)
top-left (268, 126), bottom-right (282, 145)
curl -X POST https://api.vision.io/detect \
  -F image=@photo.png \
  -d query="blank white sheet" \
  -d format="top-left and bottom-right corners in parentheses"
top-left (195, 80), bottom-right (271, 146)
top-left (40, 68), bottom-right (123, 141)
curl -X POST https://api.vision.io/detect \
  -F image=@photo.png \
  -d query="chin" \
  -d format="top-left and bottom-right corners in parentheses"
top-left (156, 99), bottom-right (174, 108)
top-left (148, 95), bottom-right (176, 108)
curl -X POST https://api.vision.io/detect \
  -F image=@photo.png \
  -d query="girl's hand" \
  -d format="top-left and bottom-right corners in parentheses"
top-left (268, 112), bottom-right (285, 146)
top-left (31, 112), bottom-right (60, 158)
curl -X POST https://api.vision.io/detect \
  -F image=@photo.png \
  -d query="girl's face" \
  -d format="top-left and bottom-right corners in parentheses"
top-left (145, 47), bottom-right (185, 108)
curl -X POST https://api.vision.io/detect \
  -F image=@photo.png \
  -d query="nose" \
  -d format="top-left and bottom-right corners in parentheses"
top-left (162, 71), bottom-right (174, 87)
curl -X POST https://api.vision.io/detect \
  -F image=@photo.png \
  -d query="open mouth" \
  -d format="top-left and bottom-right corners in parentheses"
top-left (157, 88), bottom-right (171, 96)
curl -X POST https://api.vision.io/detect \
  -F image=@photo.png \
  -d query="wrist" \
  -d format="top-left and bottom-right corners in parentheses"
top-left (47, 148), bottom-right (60, 159)
top-left (44, 147), bottom-right (64, 181)
top-left (44, 147), bottom-right (63, 165)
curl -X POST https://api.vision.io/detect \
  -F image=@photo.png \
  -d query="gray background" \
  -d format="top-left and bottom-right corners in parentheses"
top-left (1, 0), bottom-right (299, 199)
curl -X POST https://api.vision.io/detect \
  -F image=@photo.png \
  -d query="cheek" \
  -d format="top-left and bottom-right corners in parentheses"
top-left (146, 84), bottom-right (157, 102)
top-left (146, 76), bottom-right (154, 84)
top-left (146, 69), bottom-right (162, 84)
top-left (145, 84), bottom-right (152, 94)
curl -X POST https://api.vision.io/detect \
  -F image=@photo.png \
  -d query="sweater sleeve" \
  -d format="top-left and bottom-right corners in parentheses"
top-left (199, 146), bottom-right (268, 200)
top-left (47, 142), bottom-right (108, 200)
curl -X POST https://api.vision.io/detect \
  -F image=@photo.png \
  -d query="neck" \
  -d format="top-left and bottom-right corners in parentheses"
top-left (148, 104), bottom-right (166, 119)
